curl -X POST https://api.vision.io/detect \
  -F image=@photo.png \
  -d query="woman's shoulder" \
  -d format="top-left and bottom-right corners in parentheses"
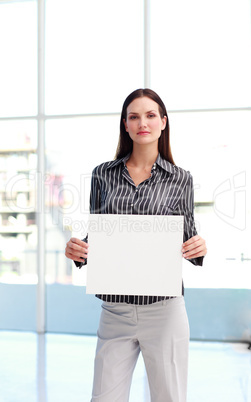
top-left (91, 159), bottom-right (120, 175)
top-left (168, 164), bottom-right (193, 181)
top-left (173, 164), bottom-right (192, 177)
top-left (170, 164), bottom-right (194, 188)
top-left (157, 154), bottom-right (192, 182)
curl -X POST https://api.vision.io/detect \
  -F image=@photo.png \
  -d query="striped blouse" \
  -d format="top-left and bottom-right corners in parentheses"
top-left (75, 152), bottom-right (203, 304)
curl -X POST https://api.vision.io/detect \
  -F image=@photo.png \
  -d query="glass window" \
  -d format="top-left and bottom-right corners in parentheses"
top-left (45, 0), bottom-right (144, 115)
top-left (0, 121), bottom-right (37, 284)
top-left (44, 111), bottom-right (251, 290)
top-left (0, 1), bottom-right (37, 117)
top-left (45, 115), bottom-right (120, 284)
top-left (169, 110), bottom-right (250, 198)
top-left (169, 110), bottom-right (251, 289)
top-left (151, 0), bottom-right (251, 110)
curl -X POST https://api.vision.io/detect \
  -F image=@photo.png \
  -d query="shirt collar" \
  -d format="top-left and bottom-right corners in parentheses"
top-left (106, 152), bottom-right (175, 174)
top-left (155, 153), bottom-right (175, 174)
top-left (106, 153), bottom-right (131, 170)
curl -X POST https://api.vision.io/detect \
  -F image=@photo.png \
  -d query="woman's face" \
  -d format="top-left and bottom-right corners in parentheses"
top-left (123, 96), bottom-right (167, 148)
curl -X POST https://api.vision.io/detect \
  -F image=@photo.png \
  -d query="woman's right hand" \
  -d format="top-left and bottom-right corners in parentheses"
top-left (65, 237), bottom-right (89, 262)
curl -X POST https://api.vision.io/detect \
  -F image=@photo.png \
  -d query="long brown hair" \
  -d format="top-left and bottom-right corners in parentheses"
top-left (115, 88), bottom-right (175, 165)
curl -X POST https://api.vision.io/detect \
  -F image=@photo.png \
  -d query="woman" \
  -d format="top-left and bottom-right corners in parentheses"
top-left (65, 88), bottom-right (207, 402)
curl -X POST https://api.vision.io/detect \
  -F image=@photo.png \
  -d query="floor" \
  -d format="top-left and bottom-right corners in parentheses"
top-left (0, 331), bottom-right (250, 402)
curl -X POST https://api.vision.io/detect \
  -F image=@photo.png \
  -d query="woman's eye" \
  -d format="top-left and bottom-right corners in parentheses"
top-left (148, 114), bottom-right (155, 118)
top-left (129, 115), bottom-right (137, 120)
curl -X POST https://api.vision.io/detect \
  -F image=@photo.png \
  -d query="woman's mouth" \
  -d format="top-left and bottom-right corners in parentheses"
top-left (137, 131), bottom-right (150, 135)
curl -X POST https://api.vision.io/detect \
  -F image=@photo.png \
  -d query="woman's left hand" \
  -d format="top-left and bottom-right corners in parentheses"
top-left (182, 235), bottom-right (207, 260)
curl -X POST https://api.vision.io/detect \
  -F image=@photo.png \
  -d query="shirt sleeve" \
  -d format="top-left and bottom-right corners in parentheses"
top-left (74, 167), bottom-right (101, 268)
top-left (182, 172), bottom-right (204, 267)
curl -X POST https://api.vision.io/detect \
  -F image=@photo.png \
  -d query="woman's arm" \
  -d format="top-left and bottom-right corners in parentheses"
top-left (182, 173), bottom-right (207, 266)
top-left (65, 166), bottom-right (101, 267)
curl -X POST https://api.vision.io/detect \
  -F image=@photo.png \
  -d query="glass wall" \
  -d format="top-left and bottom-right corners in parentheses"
top-left (151, 0), bottom-right (251, 110)
top-left (44, 0), bottom-right (144, 288)
top-left (43, 0), bottom-right (145, 332)
top-left (44, 115), bottom-right (120, 285)
top-left (0, 0), bottom-right (250, 332)
top-left (0, 1), bottom-right (37, 117)
top-left (45, 0), bottom-right (144, 115)
top-left (151, 0), bottom-right (251, 290)
top-left (0, 1), bottom-right (38, 331)
top-left (0, 121), bottom-right (37, 284)
top-left (169, 111), bottom-right (251, 289)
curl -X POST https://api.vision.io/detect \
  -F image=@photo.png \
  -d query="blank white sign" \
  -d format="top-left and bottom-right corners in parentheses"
top-left (86, 214), bottom-right (184, 296)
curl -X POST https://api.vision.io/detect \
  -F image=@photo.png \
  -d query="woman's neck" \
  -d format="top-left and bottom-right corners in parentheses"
top-left (127, 144), bottom-right (158, 169)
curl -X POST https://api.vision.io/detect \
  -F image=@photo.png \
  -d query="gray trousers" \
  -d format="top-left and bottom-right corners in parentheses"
top-left (91, 297), bottom-right (190, 402)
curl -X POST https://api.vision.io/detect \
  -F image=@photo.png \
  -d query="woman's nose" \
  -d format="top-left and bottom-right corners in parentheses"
top-left (139, 118), bottom-right (147, 127)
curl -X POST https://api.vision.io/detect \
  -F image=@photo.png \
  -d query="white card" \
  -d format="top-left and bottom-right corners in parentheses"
top-left (86, 214), bottom-right (184, 296)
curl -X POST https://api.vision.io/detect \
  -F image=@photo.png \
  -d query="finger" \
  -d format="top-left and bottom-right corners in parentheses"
top-left (68, 244), bottom-right (89, 256)
top-left (183, 243), bottom-right (205, 254)
top-left (71, 237), bottom-right (89, 246)
top-left (65, 249), bottom-right (88, 259)
top-left (66, 243), bottom-right (88, 256)
top-left (65, 251), bottom-right (87, 262)
top-left (68, 240), bottom-right (89, 253)
top-left (182, 240), bottom-right (203, 253)
top-left (182, 236), bottom-right (205, 252)
top-left (182, 235), bottom-right (200, 248)
top-left (66, 255), bottom-right (87, 263)
top-left (183, 245), bottom-right (207, 259)
top-left (183, 234), bottom-right (200, 245)
top-left (184, 251), bottom-right (205, 259)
